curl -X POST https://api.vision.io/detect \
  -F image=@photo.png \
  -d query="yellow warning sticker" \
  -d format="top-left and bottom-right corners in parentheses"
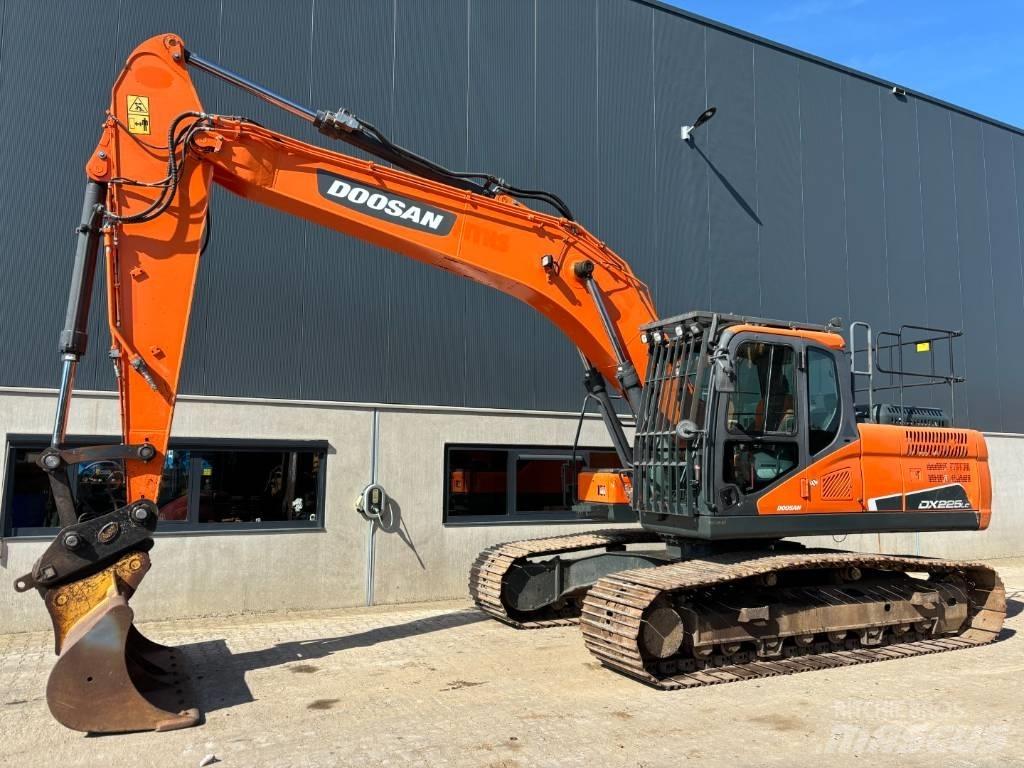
top-left (126, 115), bottom-right (151, 135)
top-left (127, 94), bottom-right (149, 114)
top-left (126, 94), bottom-right (150, 134)
top-left (916, 341), bottom-right (931, 352)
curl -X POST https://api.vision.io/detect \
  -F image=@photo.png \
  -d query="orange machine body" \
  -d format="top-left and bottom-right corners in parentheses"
top-left (756, 424), bottom-right (991, 528)
top-left (578, 471), bottom-right (632, 505)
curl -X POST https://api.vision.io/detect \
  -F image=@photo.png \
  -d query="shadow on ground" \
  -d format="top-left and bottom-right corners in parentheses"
top-left (177, 608), bottom-right (488, 714)
top-left (1005, 594), bottom-right (1022, 619)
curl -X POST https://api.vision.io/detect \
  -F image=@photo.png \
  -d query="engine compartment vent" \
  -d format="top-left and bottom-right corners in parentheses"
top-left (905, 429), bottom-right (969, 458)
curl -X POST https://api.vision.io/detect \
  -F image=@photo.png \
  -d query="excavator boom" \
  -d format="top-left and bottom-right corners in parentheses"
top-left (79, 34), bottom-right (656, 507)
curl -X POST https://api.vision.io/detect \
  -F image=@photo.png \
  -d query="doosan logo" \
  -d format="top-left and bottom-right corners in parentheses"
top-left (325, 180), bottom-right (447, 229)
top-left (316, 170), bottom-right (455, 235)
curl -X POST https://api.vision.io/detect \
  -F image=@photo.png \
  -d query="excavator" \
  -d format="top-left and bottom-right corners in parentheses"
top-left (17, 34), bottom-right (1004, 733)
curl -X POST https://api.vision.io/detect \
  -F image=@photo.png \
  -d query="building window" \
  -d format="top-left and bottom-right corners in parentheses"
top-left (2, 436), bottom-right (327, 537)
top-left (444, 444), bottom-right (620, 525)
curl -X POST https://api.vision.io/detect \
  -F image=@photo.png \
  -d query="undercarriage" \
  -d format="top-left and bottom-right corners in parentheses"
top-left (468, 531), bottom-right (1006, 688)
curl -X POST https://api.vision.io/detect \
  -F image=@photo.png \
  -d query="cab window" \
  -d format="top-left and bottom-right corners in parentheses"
top-left (727, 342), bottom-right (797, 435)
top-left (807, 348), bottom-right (841, 454)
top-left (723, 441), bottom-right (799, 495)
top-left (723, 341), bottom-right (799, 496)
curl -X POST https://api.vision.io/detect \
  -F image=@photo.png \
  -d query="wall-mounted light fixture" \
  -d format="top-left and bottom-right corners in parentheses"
top-left (680, 106), bottom-right (717, 142)
top-left (892, 86), bottom-right (907, 97)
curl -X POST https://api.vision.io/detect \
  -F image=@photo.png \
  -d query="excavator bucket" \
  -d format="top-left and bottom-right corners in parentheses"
top-left (39, 552), bottom-right (200, 733)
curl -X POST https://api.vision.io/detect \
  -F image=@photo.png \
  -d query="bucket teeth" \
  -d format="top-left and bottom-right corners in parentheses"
top-left (42, 552), bottom-right (201, 733)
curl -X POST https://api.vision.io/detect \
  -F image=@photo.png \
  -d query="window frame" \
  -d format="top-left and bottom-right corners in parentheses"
top-left (442, 443), bottom-right (621, 526)
top-left (1, 434), bottom-right (329, 538)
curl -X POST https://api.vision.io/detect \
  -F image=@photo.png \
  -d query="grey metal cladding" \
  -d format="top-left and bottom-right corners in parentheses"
top-left (798, 62), bottom-right (849, 327)
top-left (597, 0), bottom-right (656, 270)
top-left (535, 0), bottom-right (601, 228)
top-left (0, 0), bottom-right (117, 389)
top-left (385, 0), bottom-right (468, 407)
top-left (877, 95), bottom-right (933, 407)
top-left (652, 14), bottom-right (710, 315)
top-left (463, 0), bottom-right (544, 411)
top-left (184, 0), bottom-right (316, 400)
top-left (1015, 136), bottom-right (1024, 411)
top-left (753, 45), bottom-right (805, 321)
top-left (880, 93), bottom-right (927, 330)
top-left (982, 124), bottom-right (1024, 433)
top-left (841, 78), bottom-right (890, 334)
top-left (951, 114), bottom-right (1002, 431)
top-left (531, 0), bottom-right (603, 406)
top-left (302, 0), bottom-right (397, 404)
top-left (705, 29), bottom-right (760, 314)
top-left (916, 102), bottom-right (970, 420)
top-left (0, 0), bottom-right (1022, 432)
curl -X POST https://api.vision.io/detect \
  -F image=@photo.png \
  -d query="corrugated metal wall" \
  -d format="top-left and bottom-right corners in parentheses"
top-left (1, 0), bottom-right (1022, 431)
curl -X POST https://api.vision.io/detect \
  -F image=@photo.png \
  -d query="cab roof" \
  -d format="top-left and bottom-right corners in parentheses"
top-left (641, 311), bottom-right (846, 351)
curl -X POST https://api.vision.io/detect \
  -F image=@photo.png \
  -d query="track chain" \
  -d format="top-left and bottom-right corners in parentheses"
top-left (581, 549), bottom-right (1005, 688)
top-left (469, 528), bottom-right (663, 628)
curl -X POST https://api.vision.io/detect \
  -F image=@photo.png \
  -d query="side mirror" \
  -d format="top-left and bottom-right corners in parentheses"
top-left (713, 350), bottom-right (735, 393)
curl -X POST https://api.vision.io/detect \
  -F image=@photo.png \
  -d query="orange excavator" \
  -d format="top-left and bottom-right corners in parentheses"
top-left (18, 34), bottom-right (1004, 733)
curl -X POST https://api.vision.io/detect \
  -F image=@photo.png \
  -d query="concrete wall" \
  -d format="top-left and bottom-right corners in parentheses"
top-left (1, 389), bottom-right (1021, 633)
top-left (0, 390), bottom-right (629, 633)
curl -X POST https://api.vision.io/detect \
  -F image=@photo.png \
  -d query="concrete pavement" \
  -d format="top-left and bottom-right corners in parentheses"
top-left (1, 559), bottom-right (1021, 768)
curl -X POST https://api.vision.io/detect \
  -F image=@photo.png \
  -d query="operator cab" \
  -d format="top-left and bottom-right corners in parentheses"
top-left (613, 312), bottom-right (970, 539)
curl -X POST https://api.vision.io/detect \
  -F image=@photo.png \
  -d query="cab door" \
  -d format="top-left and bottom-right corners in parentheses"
top-left (713, 333), bottom-right (805, 515)
top-left (751, 342), bottom-right (864, 515)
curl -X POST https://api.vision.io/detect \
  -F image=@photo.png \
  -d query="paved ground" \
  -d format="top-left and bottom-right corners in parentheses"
top-left (1, 559), bottom-right (1021, 768)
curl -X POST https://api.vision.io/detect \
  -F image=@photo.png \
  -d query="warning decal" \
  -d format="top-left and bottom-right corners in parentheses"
top-left (126, 94), bottom-right (151, 135)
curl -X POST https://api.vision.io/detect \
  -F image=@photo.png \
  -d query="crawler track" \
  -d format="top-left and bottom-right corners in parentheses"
top-left (581, 549), bottom-right (1005, 689)
top-left (469, 529), bottom-right (662, 628)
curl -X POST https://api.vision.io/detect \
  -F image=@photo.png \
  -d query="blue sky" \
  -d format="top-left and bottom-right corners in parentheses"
top-left (668, 1), bottom-right (1024, 128)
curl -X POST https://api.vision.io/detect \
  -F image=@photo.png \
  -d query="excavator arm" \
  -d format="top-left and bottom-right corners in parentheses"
top-left (21, 33), bottom-right (658, 732)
